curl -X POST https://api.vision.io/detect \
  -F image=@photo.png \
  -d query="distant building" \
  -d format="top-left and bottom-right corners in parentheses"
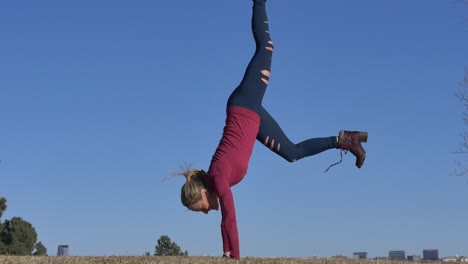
top-left (443, 256), bottom-right (468, 262)
top-left (353, 252), bottom-right (368, 259)
top-left (57, 245), bottom-right (69, 256)
top-left (443, 256), bottom-right (460, 262)
top-left (389, 250), bottom-right (406, 260)
top-left (423, 249), bottom-right (439, 261)
top-left (374, 257), bottom-right (389, 260)
top-left (408, 255), bottom-right (422, 261)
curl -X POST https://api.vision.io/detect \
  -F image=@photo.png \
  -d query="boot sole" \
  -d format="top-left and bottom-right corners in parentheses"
top-left (357, 152), bottom-right (366, 168)
top-left (358, 132), bottom-right (367, 168)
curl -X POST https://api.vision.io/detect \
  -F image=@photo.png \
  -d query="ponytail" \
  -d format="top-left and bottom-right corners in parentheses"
top-left (171, 164), bottom-right (207, 208)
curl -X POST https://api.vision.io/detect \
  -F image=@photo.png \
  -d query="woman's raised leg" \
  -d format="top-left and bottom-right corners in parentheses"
top-left (257, 107), bottom-right (368, 169)
top-left (256, 106), bottom-right (338, 162)
top-left (227, 0), bottom-right (274, 113)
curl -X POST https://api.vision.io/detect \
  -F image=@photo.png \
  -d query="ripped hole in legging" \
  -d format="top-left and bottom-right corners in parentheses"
top-left (261, 70), bottom-right (270, 85)
top-left (266, 40), bottom-right (274, 51)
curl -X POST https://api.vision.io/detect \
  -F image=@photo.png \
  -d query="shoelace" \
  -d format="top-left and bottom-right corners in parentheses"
top-left (324, 149), bottom-right (348, 173)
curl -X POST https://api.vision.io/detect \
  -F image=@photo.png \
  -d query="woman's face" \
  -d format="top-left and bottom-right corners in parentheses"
top-left (188, 190), bottom-right (219, 214)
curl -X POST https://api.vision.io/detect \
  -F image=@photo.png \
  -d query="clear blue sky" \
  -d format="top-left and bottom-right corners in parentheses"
top-left (1, 0), bottom-right (467, 259)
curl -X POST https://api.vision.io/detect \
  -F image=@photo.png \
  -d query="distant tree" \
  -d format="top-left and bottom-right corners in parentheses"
top-left (453, 0), bottom-right (468, 175)
top-left (33, 241), bottom-right (47, 256)
top-left (0, 197), bottom-right (6, 219)
top-left (0, 197), bottom-right (7, 254)
top-left (0, 217), bottom-right (38, 255)
top-left (0, 197), bottom-right (44, 256)
top-left (459, 0), bottom-right (468, 22)
top-left (154, 235), bottom-right (188, 256)
top-left (454, 69), bottom-right (468, 176)
top-left (0, 243), bottom-right (5, 255)
top-left (0, 231), bottom-right (5, 255)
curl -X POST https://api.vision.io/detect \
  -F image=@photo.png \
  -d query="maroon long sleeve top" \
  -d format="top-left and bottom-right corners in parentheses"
top-left (205, 106), bottom-right (260, 260)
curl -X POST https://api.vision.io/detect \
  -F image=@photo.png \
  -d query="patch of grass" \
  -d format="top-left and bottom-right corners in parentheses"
top-left (0, 256), bottom-right (439, 264)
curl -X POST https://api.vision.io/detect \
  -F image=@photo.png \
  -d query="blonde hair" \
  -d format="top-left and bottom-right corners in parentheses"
top-left (172, 164), bottom-right (207, 208)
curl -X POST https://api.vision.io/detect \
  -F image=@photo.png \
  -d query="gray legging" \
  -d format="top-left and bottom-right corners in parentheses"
top-left (227, 0), bottom-right (337, 162)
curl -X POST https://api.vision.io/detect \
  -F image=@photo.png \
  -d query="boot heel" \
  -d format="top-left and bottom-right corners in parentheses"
top-left (359, 132), bottom-right (368, 143)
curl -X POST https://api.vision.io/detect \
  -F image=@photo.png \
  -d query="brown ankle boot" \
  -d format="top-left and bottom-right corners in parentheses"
top-left (337, 130), bottom-right (368, 168)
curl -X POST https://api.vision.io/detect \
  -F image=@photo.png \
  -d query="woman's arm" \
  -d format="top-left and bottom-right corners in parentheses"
top-left (217, 181), bottom-right (240, 260)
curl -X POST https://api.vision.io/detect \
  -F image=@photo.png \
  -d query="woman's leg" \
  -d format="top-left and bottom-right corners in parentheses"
top-left (227, 0), bottom-right (273, 114)
top-left (257, 106), bottom-right (338, 162)
top-left (227, 0), bottom-right (368, 168)
top-left (227, 1), bottom-right (337, 162)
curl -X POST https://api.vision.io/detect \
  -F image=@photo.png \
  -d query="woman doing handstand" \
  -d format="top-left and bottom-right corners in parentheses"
top-left (175, 0), bottom-right (368, 260)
